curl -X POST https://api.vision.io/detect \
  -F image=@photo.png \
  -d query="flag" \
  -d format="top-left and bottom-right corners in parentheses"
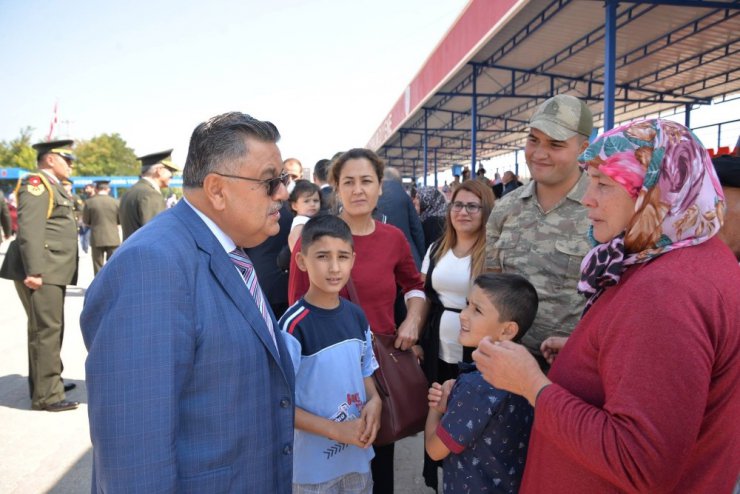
top-left (46, 101), bottom-right (58, 141)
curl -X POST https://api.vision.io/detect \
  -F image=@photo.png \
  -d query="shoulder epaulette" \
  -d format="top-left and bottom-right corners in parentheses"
top-left (14, 173), bottom-right (55, 219)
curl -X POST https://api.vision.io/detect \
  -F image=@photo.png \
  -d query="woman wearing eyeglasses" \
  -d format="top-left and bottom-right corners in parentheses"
top-left (417, 179), bottom-right (495, 491)
top-left (288, 148), bottom-right (425, 494)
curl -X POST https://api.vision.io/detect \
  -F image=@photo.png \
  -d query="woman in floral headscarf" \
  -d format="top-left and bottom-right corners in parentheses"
top-left (472, 119), bottom-right (740, 493)
top-left (413, 185), bottom-right (447, 250)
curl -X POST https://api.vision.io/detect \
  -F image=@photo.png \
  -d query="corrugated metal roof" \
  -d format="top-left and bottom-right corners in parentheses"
top-left (370, 0), bottom-right (740, 176)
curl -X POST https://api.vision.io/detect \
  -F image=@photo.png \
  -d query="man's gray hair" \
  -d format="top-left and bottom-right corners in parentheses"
top-left (183, 112), bottom-right (280, 187)
top-left (383, 167), bottom-right (402, 182)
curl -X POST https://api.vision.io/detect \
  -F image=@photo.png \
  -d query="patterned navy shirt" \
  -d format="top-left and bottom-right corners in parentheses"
top-left (436, 363), bottom-right (533, 493)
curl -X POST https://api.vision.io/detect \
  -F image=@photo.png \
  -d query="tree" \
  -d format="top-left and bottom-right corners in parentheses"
top-left (0, 127), bottom-right (37, 170)
top-left (74, 133), bottom-right (139, 176)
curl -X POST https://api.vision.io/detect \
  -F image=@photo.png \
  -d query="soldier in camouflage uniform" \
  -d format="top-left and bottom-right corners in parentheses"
top-left (486, 95), bottom-right (593, 370)
top-left (0, 140), bottom-right (80, 411)
top-left (119, 149), bottom-right (179, 241)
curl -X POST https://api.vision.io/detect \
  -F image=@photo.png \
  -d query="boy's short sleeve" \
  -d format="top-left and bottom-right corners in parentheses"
top-left (362, 326), bottom-right (379, 378)
top-left (437, 373), bottom-right (508, 454)
top-left (280, 331), bottom-right (302, 377)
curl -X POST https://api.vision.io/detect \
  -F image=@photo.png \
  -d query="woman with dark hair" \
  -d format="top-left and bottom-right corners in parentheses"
top-left (473, 119), bottom-right (740, 493)
top-left (413, 186), bottom-right (448, 250)
top-left (288, 148), bottom-right (425, 494)
top-left (417, 179), bottom-right (494, 490)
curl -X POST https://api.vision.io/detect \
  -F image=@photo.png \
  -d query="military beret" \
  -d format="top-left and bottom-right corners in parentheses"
top-left (712, 154), bottom-right (740, 188)
top-left (137, 149), bottom-right (180, 172)
top-left (32, 139), bottom-right (76, 161)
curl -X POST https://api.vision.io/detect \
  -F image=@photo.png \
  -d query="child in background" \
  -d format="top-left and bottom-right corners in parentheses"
top-left (280, 214), bottom-right (381, 493)
top-left (288, 180), bottom-right (322, 252)
top-left (425, 273), bottom-right (538, 493)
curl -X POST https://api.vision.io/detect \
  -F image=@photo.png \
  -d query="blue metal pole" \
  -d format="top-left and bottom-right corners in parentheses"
top-left (423, 109), bottom-right (429, 186)
top-left (471, 64), bottom-right (478, 172)
top-left (515, 151), bottom-right (519, 177)
top-left (685, 104), bottom-right (691, 129)
top-left (604, 0), bottom-right (617, 131)
top-left (434, 148), bottom-right (438, 188)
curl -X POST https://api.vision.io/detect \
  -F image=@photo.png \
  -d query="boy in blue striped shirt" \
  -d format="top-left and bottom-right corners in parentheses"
top-left (279, 215), bottom-right (381, 493)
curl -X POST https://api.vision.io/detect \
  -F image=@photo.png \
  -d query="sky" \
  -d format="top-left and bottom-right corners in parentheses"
top-left (0, 0), bottom-right (470, 172)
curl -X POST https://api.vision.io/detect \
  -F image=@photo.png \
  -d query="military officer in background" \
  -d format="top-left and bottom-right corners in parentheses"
top-left (82, 180), bottom-right (121, 274)
top-left (62, 180), bottom-right (88, 253)
top-left (0, 140), bottom-right (80, 412)
top-left (0, 189), bottom-right (12, 241)
top-left (118, 149), bottom-right (179, 240)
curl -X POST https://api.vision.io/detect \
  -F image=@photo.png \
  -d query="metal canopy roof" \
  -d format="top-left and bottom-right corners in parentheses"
top-left (367, 0), bottom-right (740, 180)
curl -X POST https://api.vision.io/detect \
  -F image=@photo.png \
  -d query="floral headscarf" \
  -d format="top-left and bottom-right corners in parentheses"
top-left (416, 186), bottom-right (447, 221)
top-left (577, 118), bottom-right (725, 313)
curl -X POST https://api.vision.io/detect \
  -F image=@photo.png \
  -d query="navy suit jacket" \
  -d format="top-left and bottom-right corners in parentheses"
top-left (377, 180), bottom-right (425, 268)
top-left (81, 200), bottom-right (295, 493)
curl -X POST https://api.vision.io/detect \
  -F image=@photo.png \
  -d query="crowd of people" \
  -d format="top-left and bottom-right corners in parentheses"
top-left (1, 96), bottom-right (738, 493)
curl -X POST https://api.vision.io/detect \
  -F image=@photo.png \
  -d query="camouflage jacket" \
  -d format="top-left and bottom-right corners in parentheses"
top-left (485, 171), bottom-right (591, 355)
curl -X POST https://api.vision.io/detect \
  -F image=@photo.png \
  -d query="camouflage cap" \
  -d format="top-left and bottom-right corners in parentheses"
top-left (529, 94), bottom-right (593, 141)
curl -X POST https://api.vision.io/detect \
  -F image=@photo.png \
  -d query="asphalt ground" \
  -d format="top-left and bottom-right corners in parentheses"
top-left (0, 239), bottom-right (436, 493)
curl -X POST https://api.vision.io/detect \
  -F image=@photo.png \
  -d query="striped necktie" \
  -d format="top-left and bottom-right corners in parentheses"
top-left (228, 247), bottom-right (278, 349)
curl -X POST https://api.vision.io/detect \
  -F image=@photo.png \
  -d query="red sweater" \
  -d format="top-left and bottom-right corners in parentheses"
top-left (288, 221), bottom-right (424, 335)
top-left (522, 237), bottom-right (740, 493)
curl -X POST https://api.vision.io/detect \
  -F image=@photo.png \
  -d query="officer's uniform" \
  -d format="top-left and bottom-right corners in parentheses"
top-left (0, 140), bottom-right (79, 410)
top-left (118, 149), bottom-right (179, 240)
top-left (68, 186), bottom-right (88, 253)
top-left (0, 190), bottom-right (12, 238)
top-left (82, 181), bottom-right (121, 274)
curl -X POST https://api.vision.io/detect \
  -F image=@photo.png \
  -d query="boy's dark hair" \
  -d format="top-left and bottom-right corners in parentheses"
top-left (300, 214), bottom-right (353, 253)
top-left (289, 179), bottom-right (321, 208)
top-left (473, 273), bottom-right (538, 342)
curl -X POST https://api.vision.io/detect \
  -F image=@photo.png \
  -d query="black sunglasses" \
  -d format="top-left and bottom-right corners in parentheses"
top-left (211, 171), bottom-right (290, 196)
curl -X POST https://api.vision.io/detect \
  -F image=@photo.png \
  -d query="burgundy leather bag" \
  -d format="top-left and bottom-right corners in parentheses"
top-left (346, 278), bottom-right (428, 446)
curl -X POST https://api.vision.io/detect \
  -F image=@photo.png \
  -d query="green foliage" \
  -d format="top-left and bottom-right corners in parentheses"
top-left (74, 133), bottom-right (139, 176)
top-left (0, 127), bottom-right (37, 170)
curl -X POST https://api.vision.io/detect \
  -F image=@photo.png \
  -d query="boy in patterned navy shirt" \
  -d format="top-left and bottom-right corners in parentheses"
top-left (425, 273), bottom-right (538, 493)
top-left (279, 215), bottom-right (382, 493)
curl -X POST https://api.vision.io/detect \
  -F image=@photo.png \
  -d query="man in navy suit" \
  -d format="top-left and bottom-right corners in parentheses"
top-left (81, 112), bottom-right (295, 493)
top-left (376, 167), bottom-right (425, 268)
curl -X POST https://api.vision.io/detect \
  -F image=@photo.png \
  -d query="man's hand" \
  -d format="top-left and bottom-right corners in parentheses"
top-left (24, 275), bottom-right (42, 290)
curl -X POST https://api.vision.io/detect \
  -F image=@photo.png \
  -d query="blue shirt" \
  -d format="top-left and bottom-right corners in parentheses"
top-left (437, 363), bottom-right (533, 493)
top-left (279, 298), bottom-right (379, 484)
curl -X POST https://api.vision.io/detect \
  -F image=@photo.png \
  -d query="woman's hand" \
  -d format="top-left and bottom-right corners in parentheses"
top-left (396, 297), bottom-right (425, 350)
top-left (411, 344), bottom-right (424, 363)
top-left (541, 336), bottom-right (568, 365)
top-left (395, 321), bottom-right (419, 350)
top-left (473, 338), bottom-right (551, 406)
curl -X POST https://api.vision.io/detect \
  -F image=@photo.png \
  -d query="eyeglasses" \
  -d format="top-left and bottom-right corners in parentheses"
top-left (211, 171), bottom-right (290, 196)
top-left (450, 201), bottom-right (482, 214)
